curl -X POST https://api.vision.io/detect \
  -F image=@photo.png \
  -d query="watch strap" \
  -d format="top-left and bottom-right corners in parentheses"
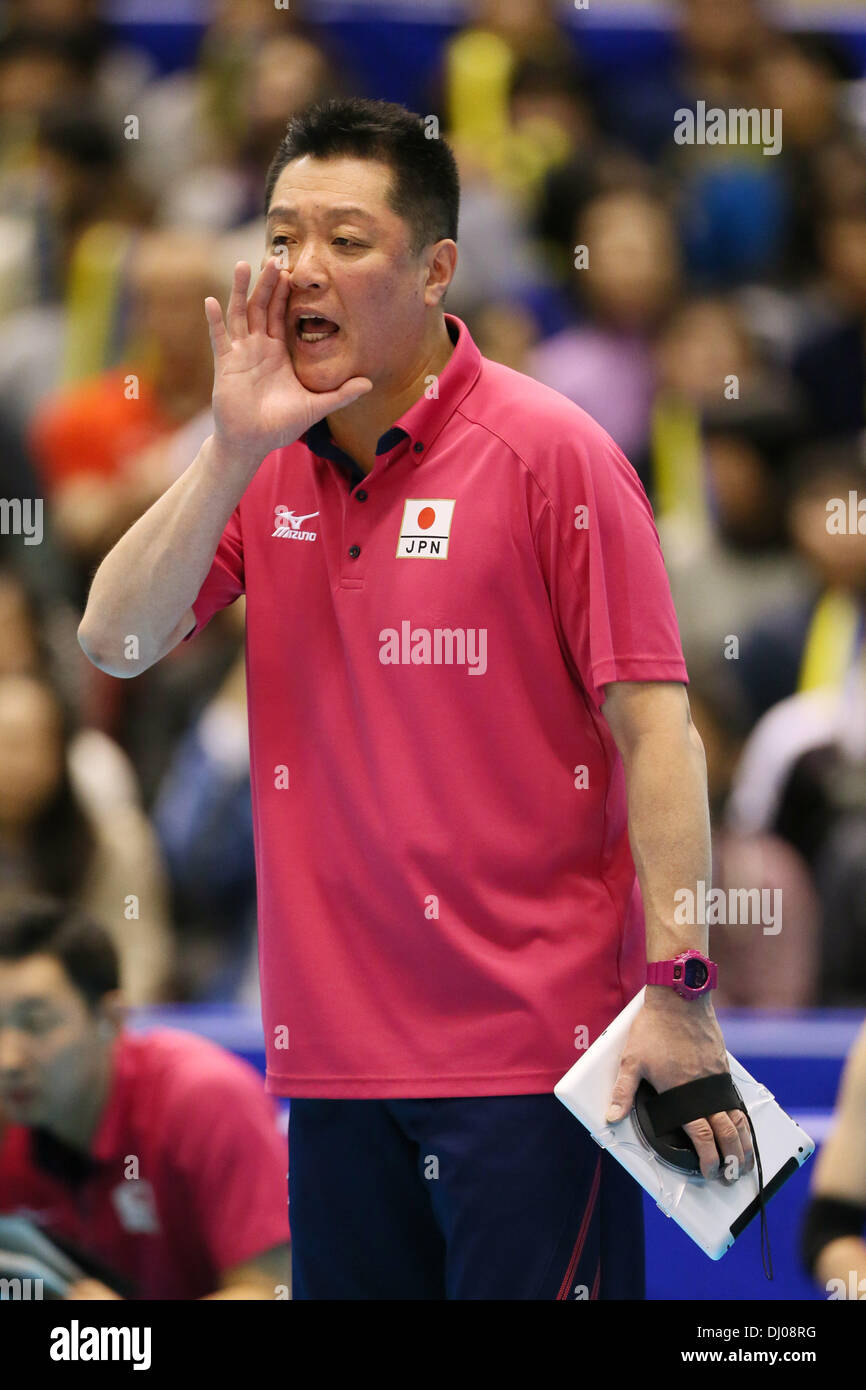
top-left (646, 959), bottom-right (674, 986)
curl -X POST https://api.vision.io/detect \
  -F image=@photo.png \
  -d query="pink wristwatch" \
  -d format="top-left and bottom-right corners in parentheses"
top-left (646, 950), bottom-right (717, 1000)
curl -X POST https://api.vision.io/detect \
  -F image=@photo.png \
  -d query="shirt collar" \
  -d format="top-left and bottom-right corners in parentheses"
top-left (302, 313), bottom-right (481, 470)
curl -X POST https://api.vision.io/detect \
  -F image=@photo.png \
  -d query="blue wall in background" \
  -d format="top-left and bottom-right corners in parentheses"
top-left (107, 6), bottom-right (866, 102)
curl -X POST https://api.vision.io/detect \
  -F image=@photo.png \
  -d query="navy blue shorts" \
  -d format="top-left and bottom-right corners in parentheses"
top-left (287, 1094), bottom-right (644, 1300)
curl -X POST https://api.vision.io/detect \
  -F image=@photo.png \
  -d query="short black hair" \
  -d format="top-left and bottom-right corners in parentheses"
top-left (0, 895), bottom-right (119, 1011)
top-left (700, 393), bottom-right (805, 476)
top-left (264, 97), bottom-right (459, 257)
top-left (37, 104), bottom-right (120, 173)
top-left (788, 434), bottom-right (866, 500)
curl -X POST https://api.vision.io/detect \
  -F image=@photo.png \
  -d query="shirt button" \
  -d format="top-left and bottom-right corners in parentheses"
top-left (348, 545), bottom-right (361, 559)
top-left (413, 441), bottom-right (424, 453)
top-left (355, 489), bottom-right (368, 501)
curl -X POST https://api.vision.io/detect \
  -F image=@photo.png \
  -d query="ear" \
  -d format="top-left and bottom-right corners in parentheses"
top-left (97, 990), bottom-right (126, 1036)
top-left (424, 239), bottom-right (458, 309)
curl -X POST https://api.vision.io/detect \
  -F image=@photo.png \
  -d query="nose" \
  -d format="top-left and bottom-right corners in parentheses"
top-left (0, 1027), bottom-right (30, 1075)
top-left (287, 239), bottom-right (327, 290)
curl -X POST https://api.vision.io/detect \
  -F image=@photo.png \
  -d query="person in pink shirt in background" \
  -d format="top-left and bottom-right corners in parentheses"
top-left (0, 896), bottom-right (290, 1300)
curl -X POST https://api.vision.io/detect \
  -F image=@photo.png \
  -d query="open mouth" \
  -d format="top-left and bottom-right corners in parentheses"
top-left (296, 316), bottom-right (340, 343)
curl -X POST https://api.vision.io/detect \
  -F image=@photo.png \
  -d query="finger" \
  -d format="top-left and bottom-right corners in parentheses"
top-left (728, 1109), bottom-right (755, 1175)
top-left (682, 1117), bottom-right (721, 1180)
top-left (204, 297), bottom-right (231, 359)
top-left (226, 261), bottom-right (252, 339)
top-left (306, 377), bottom-right (373, 422)
top-left (267, 267), bottom-right (292, 342)
top-left (247, 258), bottom-right (280, 335)
top-left (605, 1058), bottom-right (642, 1124)
top-left (707, 1111), bottom-right (745, 1183)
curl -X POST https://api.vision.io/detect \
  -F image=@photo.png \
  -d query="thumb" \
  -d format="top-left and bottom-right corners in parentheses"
top-left (310, 376), bottom-right (374, 418)
top-left (605, 1061), bottom-right (640, 1124)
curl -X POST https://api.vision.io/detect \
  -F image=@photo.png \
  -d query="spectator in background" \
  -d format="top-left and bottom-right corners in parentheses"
top-left (0, 564), bottom-right (143, 813)
top-left (602, 0), bottom-right (789, 286)
top-left (0, 672), bottom-right (173, 1005)
top-left (533, 137), bottom-right (652, 296)
top-left (663, 392), bottom-right (812, 676)
top-left (129, 0), bottom-right (336, 239)
top-left (1, 0), bottom-right (154, 115)
top-left (800, 1017), bottom-right (866, 1294)
top-left (434, 0), bottom-right (577, 322)
top-left (159, 30), bottom-right (340, 237)
top-left (434, 131), bottom-right (550, 326)
top-left (440, 0), bottom-right (563, 180)
top-left (0, 29), bottom-right (94, 317)
top-left (151, 598), bottom-right (256, 1005)
top-left (651, 295), bottom-right (757, 522)
top-left (792, 188), bottom-right (866, 439)
top-left (0, 896), bottom-right (290, 1299)
top-left (0, 407), bottom-right (76, 615)
top-left (735, 437), bottom-right (866, 725)
top-left (727, 647), bottom-right (866, 1004)
top-left (528, 186), bottom-right (679, 481)
top-left (752, 33), bottom-right (860, 284)
top-left (28, 229), bottom-right (223, 604)
top-left (34, 104), bottom-right (151, 315)
top-left (210, 27), bottom-right (349, 283)
top-left (602, 0), bottom-right (772, 162)
top-left (465, 298), bottom-right (540, 375)
top-left (687, 665), bottom-right (819, 1008)
top-left (489, 48), bottom-right (592, 213)
top-left (0, 102), bottom-right (152, 435)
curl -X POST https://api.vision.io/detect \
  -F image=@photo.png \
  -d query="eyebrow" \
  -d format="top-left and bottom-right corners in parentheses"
top-left (266, 204), bottom-right (376, 227)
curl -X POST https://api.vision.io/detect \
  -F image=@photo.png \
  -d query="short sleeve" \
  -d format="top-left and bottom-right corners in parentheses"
top-left (183, 505), bottom-right (245, 642)
top-left (169, 1059), bottom-right (290, 1276)
top-left (530, 418), bottom-right (688, 709)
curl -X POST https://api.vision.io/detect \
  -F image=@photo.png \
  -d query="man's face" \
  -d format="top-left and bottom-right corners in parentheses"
top-left (265, 155), bottom-right (432, 393)
top-left (0, 955), bottom-right (107, 1130)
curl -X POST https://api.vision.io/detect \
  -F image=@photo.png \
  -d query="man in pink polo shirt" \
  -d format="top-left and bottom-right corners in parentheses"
top-left (80, 98), bottom-right (753, 1299)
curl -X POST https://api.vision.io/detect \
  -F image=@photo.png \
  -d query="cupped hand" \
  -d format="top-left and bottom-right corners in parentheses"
top-left (204, 259), bottom-right (372, 461)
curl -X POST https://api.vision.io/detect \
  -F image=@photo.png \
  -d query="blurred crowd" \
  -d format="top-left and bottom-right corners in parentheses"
top-left (0, 0), bottom-right (865, 1011)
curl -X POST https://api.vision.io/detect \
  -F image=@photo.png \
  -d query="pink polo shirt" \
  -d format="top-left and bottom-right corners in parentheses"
top-left (184, 314), bottom-right (688, 1098)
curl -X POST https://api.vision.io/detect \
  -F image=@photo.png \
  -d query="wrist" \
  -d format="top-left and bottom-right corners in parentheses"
top-left (644, 983), bottom-right (713, 1012)
top-left (815, 1235), bottom-right (866, 1288)
top-left (208, 432), bottom-right (269, 477)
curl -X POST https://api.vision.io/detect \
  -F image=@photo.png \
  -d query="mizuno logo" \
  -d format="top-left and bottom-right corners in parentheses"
top-left (272, 507), bottom-right (319, 541)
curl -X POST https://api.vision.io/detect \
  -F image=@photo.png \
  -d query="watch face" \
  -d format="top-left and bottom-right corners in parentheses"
top-left (683, 957), bottom-right (708, 989)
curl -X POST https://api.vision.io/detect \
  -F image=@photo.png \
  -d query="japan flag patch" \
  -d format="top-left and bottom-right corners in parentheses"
top-left (396, 499), bottom-right (456, 558)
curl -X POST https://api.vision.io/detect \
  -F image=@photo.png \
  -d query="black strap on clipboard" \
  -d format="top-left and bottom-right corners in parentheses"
top-left (636, 1072), bottom-right (772, 1280)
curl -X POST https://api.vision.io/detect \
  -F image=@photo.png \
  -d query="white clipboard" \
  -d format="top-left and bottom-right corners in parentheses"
top-left (554, 988), bottom-right (814, 1260)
